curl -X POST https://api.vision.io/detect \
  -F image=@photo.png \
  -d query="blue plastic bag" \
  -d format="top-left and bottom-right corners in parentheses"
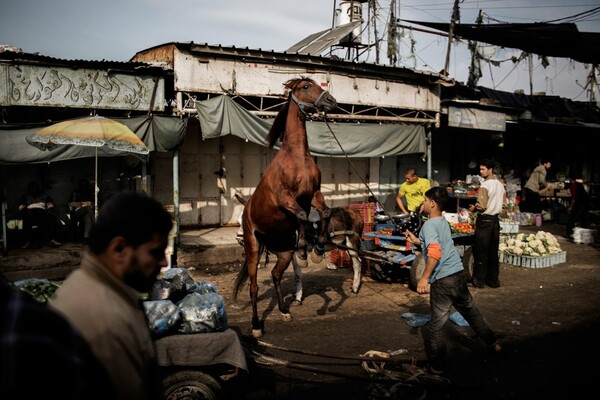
top-left (143, 299), bottom-right (183, 338)
top-left (177, 292), bottom-right (228, 334)
top-left (401, 311), bottom-right (470, 327)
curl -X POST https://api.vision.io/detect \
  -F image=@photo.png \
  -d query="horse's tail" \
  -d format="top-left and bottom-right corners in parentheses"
top-left (232, 261), bottom-right (249, 302)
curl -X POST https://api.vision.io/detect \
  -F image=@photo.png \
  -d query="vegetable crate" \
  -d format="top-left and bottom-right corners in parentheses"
top-left (348, 202), bottom-right (377, 224)
top-left (500, 221), bottom-right (519, 234)
top-left (499, 251), bottom-right (566, 268)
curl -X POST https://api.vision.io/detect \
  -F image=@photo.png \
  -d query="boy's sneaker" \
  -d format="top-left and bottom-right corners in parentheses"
top-left (489, 340), bottom-right (502, 353)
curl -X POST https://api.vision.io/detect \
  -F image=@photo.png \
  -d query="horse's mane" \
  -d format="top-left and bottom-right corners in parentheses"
top-left (266, 77), bottom-right (316, 148)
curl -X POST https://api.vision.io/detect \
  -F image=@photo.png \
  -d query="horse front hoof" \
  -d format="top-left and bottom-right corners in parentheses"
top-left (252, 329), bottom-right (263, 338)
top-left (294, 252), bottom-right (309, 267)
top-left (281, 312), bottom-right (292, 322)
top-left (291, 298), bottom-right (303, 306)
top-left (310, 250), bottom-right (324, 264)
top-left (313, 244), bottom-right (325, 256)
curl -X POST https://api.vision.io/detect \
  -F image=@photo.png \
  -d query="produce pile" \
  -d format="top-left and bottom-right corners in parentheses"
top-left (12, 278), bottom-right (61, 304)
top-left (374, 227), bottom-right (394, 235)
top-left (499, 231), bottom-right (563, 256)
top-left (449, 222), bottom-right (475, 234)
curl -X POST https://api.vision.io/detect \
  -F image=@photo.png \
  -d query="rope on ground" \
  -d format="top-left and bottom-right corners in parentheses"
top-left (257, 340), bottom-right (409, 363)
top-left (249, 341), bottom-right (450, 399)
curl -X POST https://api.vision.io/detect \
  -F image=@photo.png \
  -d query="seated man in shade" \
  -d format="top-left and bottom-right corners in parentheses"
top-left (18, 181), bottom-right (62, 248)
top-left (68, 178), bottom-right (95, 243)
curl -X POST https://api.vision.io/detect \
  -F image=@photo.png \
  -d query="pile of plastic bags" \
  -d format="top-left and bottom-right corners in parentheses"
top-left (143, 268), bottom-right (228, 338)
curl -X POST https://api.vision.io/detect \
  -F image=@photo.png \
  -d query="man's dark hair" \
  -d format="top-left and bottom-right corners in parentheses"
top-left (425, 186), bottom-right (448, 209)
top-left (89, 191), bottom-right (172, 254)
top-left (480, 159), bottom-right (495, 170)
top-left (405, 168), bottom-right (417, 175)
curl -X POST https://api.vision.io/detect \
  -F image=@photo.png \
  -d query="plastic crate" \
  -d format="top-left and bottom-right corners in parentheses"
top-left (500, 221), bottom-right (519, 234)
top-left (362, 223), bottom-right (374, 240)
top-left (499, 251), bottom-right (566, 268)
top-left (348, 203), bottom-right (376, 224)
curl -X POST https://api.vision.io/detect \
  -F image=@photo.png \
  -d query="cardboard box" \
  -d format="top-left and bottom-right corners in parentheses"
top-left (443, 212), bottom-right (459, 223)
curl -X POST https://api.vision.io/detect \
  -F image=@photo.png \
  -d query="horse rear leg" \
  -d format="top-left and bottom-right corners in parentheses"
top-left (291, 254), bottom-right (304, 305)
top-left (244, 235), bottom-right (263, 337)
top-left (347, 236), bottom-right (362, 294)
top-left (272, 251), bottom-right (294, 321)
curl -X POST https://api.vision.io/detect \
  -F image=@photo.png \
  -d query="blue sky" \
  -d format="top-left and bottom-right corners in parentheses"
top-left (1, 0), bottom-right (599, 100)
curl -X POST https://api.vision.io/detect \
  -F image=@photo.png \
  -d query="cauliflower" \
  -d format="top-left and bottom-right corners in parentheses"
top-left (501, 230), bottom-right (562, 257)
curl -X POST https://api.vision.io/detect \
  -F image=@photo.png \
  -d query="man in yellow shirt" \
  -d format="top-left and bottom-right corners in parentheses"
top-left (396, 168), bottom-right (431, 214)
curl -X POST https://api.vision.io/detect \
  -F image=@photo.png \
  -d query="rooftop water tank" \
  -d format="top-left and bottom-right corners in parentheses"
top-left (335, 1), bottom-right (363, 44)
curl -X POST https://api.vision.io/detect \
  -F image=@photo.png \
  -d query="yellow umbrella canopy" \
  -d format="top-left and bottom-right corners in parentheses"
top-left (26, 115), bottom-right (149, 155)
top-left (26, 116), bottom-right (149, 217)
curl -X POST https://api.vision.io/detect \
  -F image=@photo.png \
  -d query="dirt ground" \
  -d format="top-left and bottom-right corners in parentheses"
top-left (189, 222), bottom-right (600, 400)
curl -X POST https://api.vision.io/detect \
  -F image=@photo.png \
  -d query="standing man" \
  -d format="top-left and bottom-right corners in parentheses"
top-left (523, 160), bottom-right (551, 213)
top-left (404, 187), bottom-right (501, 375)
top-left (396, 168), bottom-right (430, 215)
top-left (51, 191), bottom-right (173, 400)
top-left (469, 159), bottom-right (506, 289)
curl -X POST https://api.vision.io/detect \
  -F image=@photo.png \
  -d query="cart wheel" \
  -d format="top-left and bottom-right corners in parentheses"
top-left (370, 262), bottom-right (393, 283)
top-left (409, 253), bottom-right (430, 293)
top-left (462, 246), bottom-right (474, 282)
top-left (163, 370), bottom-right (224, 400)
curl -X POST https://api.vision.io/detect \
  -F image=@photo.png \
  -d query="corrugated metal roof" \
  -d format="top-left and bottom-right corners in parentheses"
top-left (0, 49), bottom-right (169, 74)
top-left (145, 41), bottom-right (453, 85)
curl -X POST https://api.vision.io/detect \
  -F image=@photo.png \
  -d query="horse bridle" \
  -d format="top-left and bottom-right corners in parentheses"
top-left (291, 89), bottom-right (330, 116)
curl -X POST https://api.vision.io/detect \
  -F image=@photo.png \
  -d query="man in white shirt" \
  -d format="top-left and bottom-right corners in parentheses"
top-left (469, 159), bottom-right (506, 289)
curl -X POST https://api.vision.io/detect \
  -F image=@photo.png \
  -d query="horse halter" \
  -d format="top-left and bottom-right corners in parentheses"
top-left (291, 89), bottom-right (330, 116)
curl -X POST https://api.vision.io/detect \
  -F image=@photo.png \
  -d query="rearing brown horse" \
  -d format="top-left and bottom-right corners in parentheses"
top-left (233, 77), bottom-right (337, 337)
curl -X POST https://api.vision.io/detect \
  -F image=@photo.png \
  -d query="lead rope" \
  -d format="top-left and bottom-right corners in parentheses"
top-left (321, 119), bottom-right (399, 228)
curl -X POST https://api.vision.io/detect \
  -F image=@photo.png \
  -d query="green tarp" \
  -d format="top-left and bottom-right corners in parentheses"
top-left (0, 115), bottom-right (187, 165)
top-left (196, 95), bottom-right (426, 157)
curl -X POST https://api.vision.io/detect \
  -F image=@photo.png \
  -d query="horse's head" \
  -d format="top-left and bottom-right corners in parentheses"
top-left (285, 77), bottom-right (337, 115)
top-left (267, 77), bottom-right (338, 147)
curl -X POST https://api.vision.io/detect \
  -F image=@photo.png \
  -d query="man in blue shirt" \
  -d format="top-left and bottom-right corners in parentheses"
top-left (404, 186), bottom-right (501, 375)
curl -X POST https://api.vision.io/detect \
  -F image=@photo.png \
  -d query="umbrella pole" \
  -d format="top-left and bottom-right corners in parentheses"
top-left (95, 148), bottom-right (98, 219)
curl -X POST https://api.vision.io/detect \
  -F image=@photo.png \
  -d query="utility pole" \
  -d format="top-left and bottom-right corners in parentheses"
top-left (528, 53), bottom-right (534, 95)
top-left (588, 64), bottom-right (598, 102)
top-left (443, 0), bottom-right (461, 76)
